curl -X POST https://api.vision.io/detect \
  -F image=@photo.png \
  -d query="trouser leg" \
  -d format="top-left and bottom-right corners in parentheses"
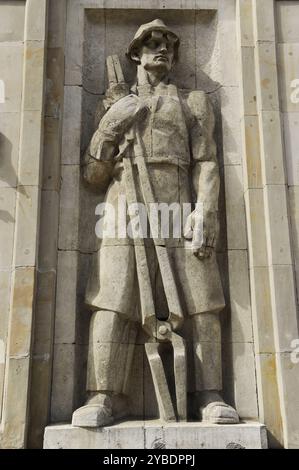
top-left (191, 312), bottom-right (222, 392)
top-left (87, 310), bottom-right (137, 394)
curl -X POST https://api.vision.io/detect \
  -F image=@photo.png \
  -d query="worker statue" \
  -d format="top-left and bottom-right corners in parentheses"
top-left (72, 19), bottom-right (239, 427)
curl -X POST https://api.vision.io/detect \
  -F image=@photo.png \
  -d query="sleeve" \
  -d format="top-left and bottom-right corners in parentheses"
top-left (186, 91), bottom-right (217, 164)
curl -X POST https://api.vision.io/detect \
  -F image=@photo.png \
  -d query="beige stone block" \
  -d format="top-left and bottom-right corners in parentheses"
top-left (0, 112), bottom-right (21, 188)
top-left (255, 42), bottom-right (280, 112)
top-left (276, 0), bottom-right (299, 43)
top-left (239, 46), bottom-right (257, 116)
top-left (83, 10), bottom-right (106, 95)
top-left (18, 110), bottom-right (43, 186)
top-left (236, 0), bottom-right (254, 47)
top-left (283, 113), bottom-right (299, 186)
top-left (224, 165), bottom-right (247, 250)
top-left (23, 40), bottom-right (46, 111)
top-left (58, 165), bottom-right (80, 250)
top-left (269, 265), bottom-right (298, 352)
top-left (241, 115), bottom-right (262, 190)
top-left (38, 190), bottom-right (59, 271)
top-left (33, 271), bottom-right (56, 356)
top-left (14, 185), bottom-right (39, 267)
top-left (55, 250), bottom-right (78, 344)
top-left (0, 1), bottom-right (25, 42)
top-left (0, 269), bottom-right (11, 419)
top-left (45, 47), bottom-right (65, 119)
top-left (277, 43), bottom-right (299, 113)
top-left (42, 117), bottom-right (61, 191)
top-left (289, 186), bottom-right (299, 274)
top-left (48, 0), bottom-right (67, 48)
top-left (220, 87), bottom-right (242, 165)
top-left (259, 111), bottom-right (286, 186)
top-left (253, 0), bottom-right (276, 42)
top-left (230, 342), bottom-right (259, 419)
top-left (27, 355), bottom-right (52, 448)
top-left (1, 356), bottom-right (30, 449)
top-left (264, 185), bottom-right (292, 266)
top-left (9, 267), bottom-right (35, 357)
top-left (79, 186), bottom-right (102, 253)
top-left (65, 4), bottom-right (84, 85)
top-left (62, 86), bottom-right (82, 165)
top-left (0, 44), bottom-right (24, 113)
top-left (278, 352), bottom-right (299, 449)
top-left (249, 267), bottom-right (275, 354)
top-left (0, 187), bottom-right (16, 269)
top-left (50, 343), bottom-right (76, 422)
top-left (218, 0), bottom-right (238, 87)
top-left (244, 188), bottom-right (268, 268)
top-left (24, 0), bottom-right (47, 41)
top-left (227, 250), bottom-right (253, 343)
top-left (256, 352), bottom-right (283, 445)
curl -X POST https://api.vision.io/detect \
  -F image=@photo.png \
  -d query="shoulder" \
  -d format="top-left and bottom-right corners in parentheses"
top-left (179, 89), bottom-right (214, 126)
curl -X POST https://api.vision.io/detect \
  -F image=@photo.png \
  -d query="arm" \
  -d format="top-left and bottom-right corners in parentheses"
top-left (184, 92), bottom-right (220, 258)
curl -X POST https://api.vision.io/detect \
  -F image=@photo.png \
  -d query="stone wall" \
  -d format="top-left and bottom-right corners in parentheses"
top-left (0, 0), bottom-right (298, 449)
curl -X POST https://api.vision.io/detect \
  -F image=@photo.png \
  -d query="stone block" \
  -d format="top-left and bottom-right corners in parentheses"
top-left (0, 112), bottom-right (20, 188)
top-left (276, 0), bottom-right (299, 43)
top-left (9, 267), bottom-right (35, 357)
top-left (241, 115), bottom-right (262, 190)
top-left (0, 0), bottom-right (25, 42)
top-left (259, 111), bottom-right (286, 186)
top-left (14, 185), bottom-right (39, 267)
top-left (55, 250), bottom-right (79, 344)
top-left (38, 190), bottom-right (59, 271)
top-left (44, 421), bottom-right (267, 449)
top-left (255, 42), bottom-right (280, 112)
top-left (239, 46), bottom-right (257, 116)
top-left (224, 164), bottom-right (247, 250)
top-left (50, 343), bottom-right (76, 423)
top-left (277, 44), bottom-right (299, 113)
top-left (48, 0), bottom-right (67, 48)
top-left (24, 0), bottom-right (47, 41)
top-left (269, 265), bottom-right (298, 352)
top-left (0, 187), bottom-right (16, 269)
top-left (23, 40), bottom-right (46, 112)
top-left (61, 86), bottom-right (82, 165)
top-left (0, 44), bottom-right (24, 113)
top-left (220, 87), bottom-right (242, 165)
top-left (264, 184), bottom-right (292, 266)
top-left (227, 250), bottom-right (253, 343)
top-left (244, 188), bottom-right (268, 268)
top-left (42, 117), bottom-right (61, 191)
top-left (249, 267), bottom-right (275, 354)
top-left (236, 0), bottom-right (254, 47)
top-left (289, 186), bottom-right (299, 275)
top-left (18, 110), bottom-right (43, 186)
top-left (253, 0), bottom-right (276, 42)
top-left (65, 3), bottom-right (84, 85)
top-left (218, 0), bottom-right (238, 87)
top-left (45, 47), bottom-right (65, 119)
top-left (58, 165), bottom-right (80, 250)
top-left (33, 270), bottom-right (56, 356)
top-left (283, 113), bottom-right (299, 186)
top-left (229, 342), bottom-right (259, 419)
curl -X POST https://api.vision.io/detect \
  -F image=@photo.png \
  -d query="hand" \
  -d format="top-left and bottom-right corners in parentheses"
top-left (103, 82), bottom-right (130, 110)
top-left (99, 94), bottom-right (149, 139)
top-left (184, 208), bottom-right (218, 259)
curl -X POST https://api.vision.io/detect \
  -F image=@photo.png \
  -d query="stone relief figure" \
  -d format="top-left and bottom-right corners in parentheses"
top-left (72, 19), bottom-right (239, 427)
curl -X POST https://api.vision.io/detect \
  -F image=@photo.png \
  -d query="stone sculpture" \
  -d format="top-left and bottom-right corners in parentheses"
top-left (72, 19), bottom-right (239, 427)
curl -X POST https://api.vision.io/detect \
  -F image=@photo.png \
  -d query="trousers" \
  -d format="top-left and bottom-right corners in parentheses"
top-left (87, 310), bottom-right (222, 394)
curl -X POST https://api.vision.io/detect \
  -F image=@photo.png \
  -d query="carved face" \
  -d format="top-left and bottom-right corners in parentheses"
top-left (137, 30), bottom-right (175, 73)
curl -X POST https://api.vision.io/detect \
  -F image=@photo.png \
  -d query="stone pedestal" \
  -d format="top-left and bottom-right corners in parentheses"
top-left (44, 421), bottom-right (267, 449)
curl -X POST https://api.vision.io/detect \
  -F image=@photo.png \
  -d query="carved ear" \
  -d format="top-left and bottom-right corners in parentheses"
top-left (130, 51), bottom-right (141, 64)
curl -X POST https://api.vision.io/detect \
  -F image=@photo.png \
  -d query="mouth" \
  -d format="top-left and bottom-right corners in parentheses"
top-left (154, 55), bottom-right (168, 62)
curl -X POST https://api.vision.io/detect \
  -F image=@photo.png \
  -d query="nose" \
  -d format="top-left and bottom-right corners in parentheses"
top-left (157, 42), bottom-right (167, 53)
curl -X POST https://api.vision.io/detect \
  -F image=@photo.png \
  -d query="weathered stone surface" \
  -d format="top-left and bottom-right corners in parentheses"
top-left (283, 113), bottom-right (299, 186)
top-left (0, 112), bottom-right (21, 188)
top-left (44, 421), bottom-right (267, 449)
top-left (0, 0), bottom-right (25, 42)
top-left (0, 44), bottom-right (24, 113)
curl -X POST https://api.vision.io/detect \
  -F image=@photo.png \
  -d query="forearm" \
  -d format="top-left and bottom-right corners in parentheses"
top-left (192, 161), bottom-right (220, 213)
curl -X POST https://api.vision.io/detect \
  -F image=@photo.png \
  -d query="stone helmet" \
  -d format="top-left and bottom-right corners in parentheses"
top-left (127, 19), bottom-right (180, 63)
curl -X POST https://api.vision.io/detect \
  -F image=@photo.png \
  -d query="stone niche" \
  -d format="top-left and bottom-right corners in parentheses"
top-left (49, 1), bottom-right (259, 430)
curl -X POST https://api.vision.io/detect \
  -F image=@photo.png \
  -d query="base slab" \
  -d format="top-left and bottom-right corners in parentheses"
top-left (44, 420), bottom-right (267, 449)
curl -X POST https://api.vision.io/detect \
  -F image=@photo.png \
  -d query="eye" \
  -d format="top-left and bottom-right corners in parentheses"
top-left (145, 40), bottom-right (158, 49)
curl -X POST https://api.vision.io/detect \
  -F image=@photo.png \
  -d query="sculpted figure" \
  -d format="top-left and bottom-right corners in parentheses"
top-left (72, 20), bottom-right (239, 427)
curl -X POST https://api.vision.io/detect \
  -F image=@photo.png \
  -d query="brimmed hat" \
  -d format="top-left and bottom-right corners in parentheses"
top-left (127, 19), bottom-right (180, 62)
